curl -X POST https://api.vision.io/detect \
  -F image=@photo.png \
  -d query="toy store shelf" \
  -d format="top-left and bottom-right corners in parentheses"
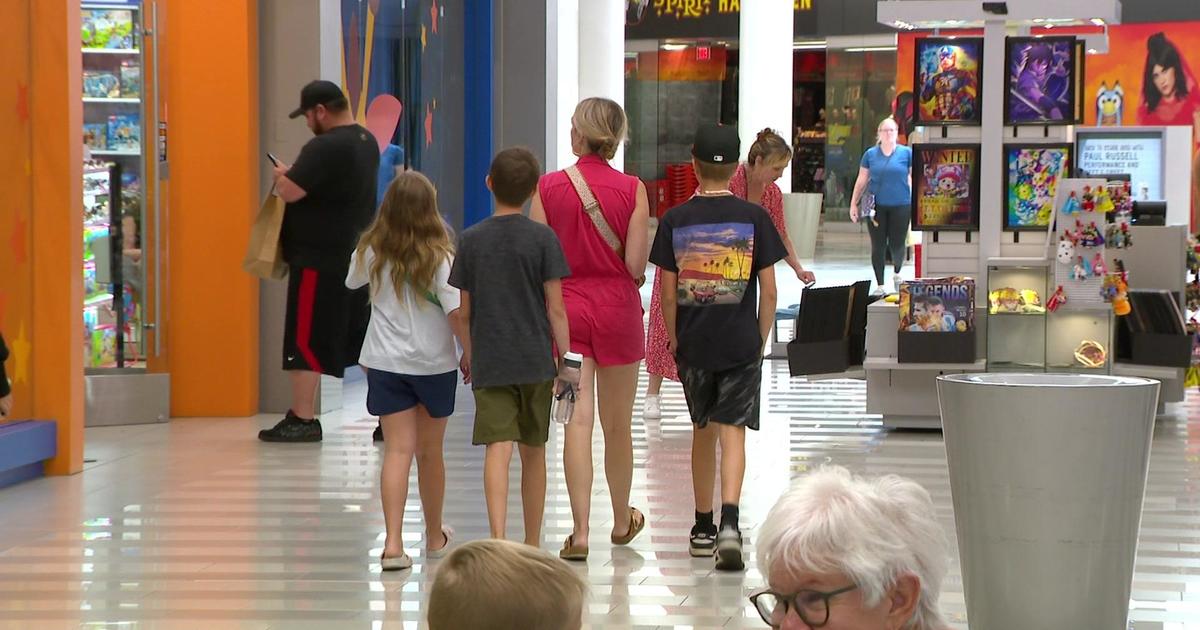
top-left (82, 48), bottom-right (140, 55)
top-left (90, 149), bottom-right (140, 157)
top-left (84, 293), bottom-right (114, 308)
top-left (864, 358), bottom-right (987, 372)
top-left (1113, 362), bottom-right (1184, 381)
top-left (1051, 304), bottom-right (1114, 314)
top-left (987, 257), bottom-right (1051, 268)
top-left (84, 169), bottom-right (109, 177)
top-left (988, 311), bottom-right (1046, 317)
top-left (83, 97), bottom-right (140, 104)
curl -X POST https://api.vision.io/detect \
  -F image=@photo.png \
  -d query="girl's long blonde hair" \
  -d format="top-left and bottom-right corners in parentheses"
top-left (355, 171), bottom-right (453, 303)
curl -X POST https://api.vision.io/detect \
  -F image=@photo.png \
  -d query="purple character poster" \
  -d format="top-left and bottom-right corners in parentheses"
top-left (1005, 36), bottom-right (1079, 125)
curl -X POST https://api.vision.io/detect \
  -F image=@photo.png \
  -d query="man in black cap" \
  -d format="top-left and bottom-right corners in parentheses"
top-left (260, 80), bottom-right (380, 443)
top-left (648, 123), bottom-right (790, 572)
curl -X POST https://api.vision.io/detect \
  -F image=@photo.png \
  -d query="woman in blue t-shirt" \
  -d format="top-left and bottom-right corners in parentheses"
top-left (849, 117), bottom-right (913, 293)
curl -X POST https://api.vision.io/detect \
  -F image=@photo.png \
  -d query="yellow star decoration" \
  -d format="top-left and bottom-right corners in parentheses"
top-left (11, 322), bottom-right (29, 385)
top-left (421, 24), bottom-right (427, 51)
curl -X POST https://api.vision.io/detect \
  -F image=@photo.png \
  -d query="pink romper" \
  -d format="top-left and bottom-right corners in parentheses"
top-left (539, 154), bottom-right (646, 366)
top-left (646, 163), bottom-right (790, 380)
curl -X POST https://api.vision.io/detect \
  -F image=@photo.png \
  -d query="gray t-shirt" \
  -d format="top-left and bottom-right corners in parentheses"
top-left (448, 214), bottom-right (571, 388)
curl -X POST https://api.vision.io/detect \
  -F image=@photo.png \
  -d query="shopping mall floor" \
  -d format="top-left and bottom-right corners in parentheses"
top-left (0, 230), bottom-right (1198, 630)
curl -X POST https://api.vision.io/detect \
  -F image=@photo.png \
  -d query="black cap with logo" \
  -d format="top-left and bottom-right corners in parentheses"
top-left (691, 123), bottom-right (740, 164)
top-left (288, 80), bottom-right (348, 119)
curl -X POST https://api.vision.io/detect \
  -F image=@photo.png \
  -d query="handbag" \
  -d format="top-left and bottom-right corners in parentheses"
top-left (243, 190), bottom-right (288, 280)
top-left (860, 146), bottom-right (896, 221)
top-left (564, 165), bottom-right (645, 287)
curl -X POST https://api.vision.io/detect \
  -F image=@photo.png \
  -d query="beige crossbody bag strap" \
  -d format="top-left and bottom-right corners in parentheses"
top-left (565, 165), bottom-right (625, 258)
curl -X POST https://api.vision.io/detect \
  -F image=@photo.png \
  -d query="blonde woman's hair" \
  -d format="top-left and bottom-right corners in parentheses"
top-left (572, 97), bottom-right (628, 160)
top-left (355, 171), bottom-right (453, 303)
top-left (748, 127), bottom-right (792, 167)
top-left (428, 539), bottom-right (588, 630)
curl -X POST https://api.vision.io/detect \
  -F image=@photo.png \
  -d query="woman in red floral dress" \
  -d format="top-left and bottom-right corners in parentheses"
top-left (643, 129), bottom-right (816, 418)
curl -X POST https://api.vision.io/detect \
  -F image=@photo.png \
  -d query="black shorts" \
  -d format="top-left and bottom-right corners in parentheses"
top-left (677, 359), bottom-right (763, 431)
top-left (283, 266), bottom-right (370, 378)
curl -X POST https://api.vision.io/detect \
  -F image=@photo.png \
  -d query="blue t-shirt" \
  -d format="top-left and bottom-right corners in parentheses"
top-left (376, 144), bottom-right (405, 207)
top-left (860, 145), bottom-right (912, 206)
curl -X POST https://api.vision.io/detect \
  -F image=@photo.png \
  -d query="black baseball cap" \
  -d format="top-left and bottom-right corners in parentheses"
top-left (288, 80), bottom-right (348, 119)
top-left (691, 123), bottom-right (740, 164)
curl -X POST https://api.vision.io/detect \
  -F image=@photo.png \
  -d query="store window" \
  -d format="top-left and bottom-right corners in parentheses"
top-left (823, 47), bottom-right (898, 222)
top-left (338, 0), bottom-right (466, 229)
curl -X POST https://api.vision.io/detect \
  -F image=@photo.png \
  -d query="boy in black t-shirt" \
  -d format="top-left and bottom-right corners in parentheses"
top-left (649, 124), bottom-right (789, 571)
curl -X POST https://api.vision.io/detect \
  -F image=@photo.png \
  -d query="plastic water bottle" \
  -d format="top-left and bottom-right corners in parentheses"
top-left (553, 352), bottom-right (583, 425)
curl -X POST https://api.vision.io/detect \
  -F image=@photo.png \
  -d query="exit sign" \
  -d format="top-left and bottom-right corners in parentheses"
top-left (696, 46), bottom-right (711, 61)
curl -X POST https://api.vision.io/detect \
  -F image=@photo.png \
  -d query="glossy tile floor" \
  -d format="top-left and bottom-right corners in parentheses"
top-left (1, 231), bottom-right (1198, 629)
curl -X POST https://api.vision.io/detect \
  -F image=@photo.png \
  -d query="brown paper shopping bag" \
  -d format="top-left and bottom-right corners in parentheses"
top-left (243, 192), bottom-right (288, 280)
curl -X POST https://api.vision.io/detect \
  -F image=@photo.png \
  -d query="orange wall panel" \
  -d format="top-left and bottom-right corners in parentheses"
top-left (31, 0), bottom-right (86, 474)
top-left (165, 0), bottom-right (259, 417)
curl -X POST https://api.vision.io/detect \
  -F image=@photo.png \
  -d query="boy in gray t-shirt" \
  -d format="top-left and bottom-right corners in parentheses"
top-left (448, 147), bottom-right (574, 545)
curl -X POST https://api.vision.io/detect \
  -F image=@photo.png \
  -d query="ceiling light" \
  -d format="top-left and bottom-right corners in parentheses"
top-left (661, 43), bottom-right (687, 51)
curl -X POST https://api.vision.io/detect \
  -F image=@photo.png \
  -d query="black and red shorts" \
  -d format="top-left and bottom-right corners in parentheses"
top-left (283, 266), bottom-right (370, 378)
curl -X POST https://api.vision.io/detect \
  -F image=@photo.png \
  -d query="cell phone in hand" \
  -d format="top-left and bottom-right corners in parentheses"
top-left (267, 152), bottom-right (281, 166)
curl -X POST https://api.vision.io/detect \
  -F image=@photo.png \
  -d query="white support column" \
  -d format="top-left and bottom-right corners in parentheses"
top-left (577, 0), bottom-right (626, 169)
top-left (739, 0), bottom-right (794, 192)
top-left (978, 19), bottom-right (1007, 271)
top-left (546, 0), bottom-right (579, 171)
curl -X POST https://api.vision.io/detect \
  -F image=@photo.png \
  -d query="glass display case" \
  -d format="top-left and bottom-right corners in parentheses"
top-left (81, 0), bottom-right (170, 426)
top-left (986, 259), bottom-right (1050, 371)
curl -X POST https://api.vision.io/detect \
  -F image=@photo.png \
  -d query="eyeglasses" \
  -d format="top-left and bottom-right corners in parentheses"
top-left (749, 584), bottom-right (858, 628)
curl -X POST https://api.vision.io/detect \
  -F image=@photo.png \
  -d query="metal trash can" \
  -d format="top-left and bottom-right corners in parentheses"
top-left (936, 373), bottom-right (1160, 630)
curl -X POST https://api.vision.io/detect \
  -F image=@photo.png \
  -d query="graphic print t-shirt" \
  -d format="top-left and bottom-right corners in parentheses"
top-left (649, 195), bottom-right (788, 372)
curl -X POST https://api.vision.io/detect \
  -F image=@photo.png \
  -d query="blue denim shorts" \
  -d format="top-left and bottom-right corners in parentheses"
top-left (366, 369), bottom-right (458, 418)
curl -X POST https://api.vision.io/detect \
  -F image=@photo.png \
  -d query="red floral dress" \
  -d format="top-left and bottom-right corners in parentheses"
top-left (645, 164), bottom-right (790, 380)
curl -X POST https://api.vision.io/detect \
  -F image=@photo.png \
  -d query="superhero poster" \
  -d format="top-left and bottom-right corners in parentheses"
top-left (912, 143), bottom-right (981, 230)
top-left (1005, 36), bottom-right (1081, 125)
top-left (914, 38), bottom-right (982, 125)
top-left (1003, 144), bottom-right (1072, 231)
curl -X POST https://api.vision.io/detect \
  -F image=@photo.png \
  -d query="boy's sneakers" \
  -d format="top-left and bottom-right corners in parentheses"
top-left (643, 395), bottom-right (662, 419)
top-left (258, 412), bottom-right (322, 443)
top-left (689, 523), bottom-right (717, 557)
top-left (715, 526), bottom-right (745, 571)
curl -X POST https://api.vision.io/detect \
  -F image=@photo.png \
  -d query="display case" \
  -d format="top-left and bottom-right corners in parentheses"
top-left (81, 0), bottom-right (170, 426)
top-left (986, 258), bottom-right (1050, 371)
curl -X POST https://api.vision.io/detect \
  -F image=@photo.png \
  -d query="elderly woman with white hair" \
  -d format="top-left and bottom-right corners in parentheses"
top-left (751, 466), bottom-right (951, 630)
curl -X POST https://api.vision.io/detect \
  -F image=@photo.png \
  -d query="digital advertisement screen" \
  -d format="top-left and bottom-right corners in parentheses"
top-left (1076, 131), bottom-right (1164, 200)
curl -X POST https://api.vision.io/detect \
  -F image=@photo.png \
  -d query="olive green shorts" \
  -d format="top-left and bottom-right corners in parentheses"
top-left (471, 380), bottom-right (555, 446)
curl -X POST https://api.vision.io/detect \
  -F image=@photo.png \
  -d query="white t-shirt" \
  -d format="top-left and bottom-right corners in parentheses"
top-left (346, 247), bottom-right (462, 375)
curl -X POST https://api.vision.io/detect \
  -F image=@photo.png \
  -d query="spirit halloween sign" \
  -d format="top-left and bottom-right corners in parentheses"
top-left (626, 0), bottom-right (818, 39)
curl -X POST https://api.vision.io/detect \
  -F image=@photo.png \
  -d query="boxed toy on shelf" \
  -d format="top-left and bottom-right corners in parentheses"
top-left (83, 123), bottom-right (108, 150)
top-left (120, 61), bottom-right (141, 98)
top-left (83, 71), bottom-right (120, 99)
top-left (82, 9), bottom-right (137, 50)
top-left (106, 114), bottom-right (140, 151)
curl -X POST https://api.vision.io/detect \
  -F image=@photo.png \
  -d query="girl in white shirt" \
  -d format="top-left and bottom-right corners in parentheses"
top-left (347, 171), bottom-right (469, 571)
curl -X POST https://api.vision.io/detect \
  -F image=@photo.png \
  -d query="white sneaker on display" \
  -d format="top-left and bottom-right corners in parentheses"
top-left (644, 395), bottom-right (662, 419)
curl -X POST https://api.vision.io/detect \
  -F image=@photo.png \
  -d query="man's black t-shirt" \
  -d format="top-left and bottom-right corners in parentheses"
top-left (282, 124), bottom-right (380, 270)
top-left (649, 195), bottom-right (788, 372)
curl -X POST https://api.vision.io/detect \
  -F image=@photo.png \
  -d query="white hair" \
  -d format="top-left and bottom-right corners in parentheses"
top-left (756, 466), bottom-right (949, 630)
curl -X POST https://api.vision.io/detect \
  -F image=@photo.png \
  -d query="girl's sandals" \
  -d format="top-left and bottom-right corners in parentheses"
top-left (611, 506), bottom-right (646, 546)
top-left (380, 552), bottom-right (413, 571)
top-left (559, 534), bottom-right (588, 561)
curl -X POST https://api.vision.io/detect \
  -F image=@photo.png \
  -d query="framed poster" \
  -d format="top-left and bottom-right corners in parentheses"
top-left (1003, 143), bottom-right (1072, 231)
top-left (914, 37), bottom-right (983, 125)
top-left (1004, 36), bottom-right (1080, 125)
top-left (912, 143), bottom-right (981, 230)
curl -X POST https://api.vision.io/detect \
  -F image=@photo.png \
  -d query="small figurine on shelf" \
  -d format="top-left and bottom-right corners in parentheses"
top-left (1073, 256), bottom-right (1090, 281)
top-left (1057, 238), bottom-right (1077, 265)
top-left (1078, 221), bottom-right (1105, 247)
top-left (1081, 185), bottom-right (1096, 211)
top-left (1106, 221), bottom-right (1132, 249)
top-left (1092, 253), bottom-right (1108, 276)
top-left (1094, 186), bottom-right (1115, 214)
top-left (1111, 259), bottom-right (1131, 316)
top-left (1047, 285), bottom-right (1068, 312)
top-left (1061, 190), bottom-right (1082, 215)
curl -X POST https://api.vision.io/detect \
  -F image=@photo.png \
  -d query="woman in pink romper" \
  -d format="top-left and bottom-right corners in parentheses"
top-left (644, 129), bottom-right (816, 417)
top-left (531, 98), bottom-right (650, 560)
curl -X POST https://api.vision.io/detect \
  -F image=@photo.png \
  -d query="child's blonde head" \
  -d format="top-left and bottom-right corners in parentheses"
top-left (356, 170), bottom-right (453, 302)
top-left (428, 539), bottom-right (587, 630)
